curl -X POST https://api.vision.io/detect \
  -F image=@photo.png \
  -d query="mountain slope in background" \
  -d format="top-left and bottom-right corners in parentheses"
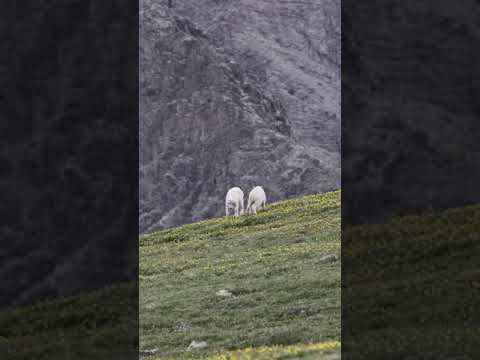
top-left (139, 0), bottom-right (340, 233)
top-left (1, 0), bottom-right (137, 309)
top-left (342, 1), bottom-right (480, 225)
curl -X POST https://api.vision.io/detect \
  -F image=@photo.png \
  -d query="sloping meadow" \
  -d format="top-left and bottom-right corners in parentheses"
top-left (140, 191), bottom-right (341, 359)
top-left (343, 204), bottom-right (480, 359)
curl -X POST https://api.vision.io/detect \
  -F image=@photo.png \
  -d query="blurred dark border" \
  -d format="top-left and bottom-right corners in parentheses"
top-left (342, 1), bottom-right (480, 358)
top-left (0, 1), bottom-right (138, 358)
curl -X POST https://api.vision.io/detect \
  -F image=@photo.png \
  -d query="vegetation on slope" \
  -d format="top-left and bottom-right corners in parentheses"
top-left (0, 282), bottom-right (138, 360)
top-left (140, 191), bottom-right (341, 359)
top-left (6, 190), bottom-right (477, 359)
top-left (343, 204), bottom-right (480, 359)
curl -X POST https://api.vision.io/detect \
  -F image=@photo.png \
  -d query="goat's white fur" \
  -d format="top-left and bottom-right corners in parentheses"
top-left (246, 186), bottom-right (266, 214)
top-left (225, 187), bottom-right (244, 217)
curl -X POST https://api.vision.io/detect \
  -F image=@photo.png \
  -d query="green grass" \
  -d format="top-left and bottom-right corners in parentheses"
top-left (6, 189), bottom-right (478, 359)
top-left (343, 204), bottom-right (480, 359)
top-left (140, 191), bottom-right (341, 359)
top-left (0, 282), bottom-right (138, 360)
top-left (5, 190), bottom-right (478, 359)
top-left (175, 341), bottom-right (341, 360)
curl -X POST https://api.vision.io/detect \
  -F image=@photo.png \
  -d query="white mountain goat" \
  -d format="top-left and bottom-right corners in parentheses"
top-left (246, 186), bottom-right (267, 214)
top-left (225, 187), bottom-right (244, 217)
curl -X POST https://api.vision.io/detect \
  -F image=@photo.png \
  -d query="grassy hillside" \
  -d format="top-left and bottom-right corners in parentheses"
top-left (343, 204), bottom-right (480, 359)
top-left (0, 282), bottom-right (138, 360)
top-left (140, 191), bottom-right (341, 359)
top-left (4, 190), bottom-right (478, 359)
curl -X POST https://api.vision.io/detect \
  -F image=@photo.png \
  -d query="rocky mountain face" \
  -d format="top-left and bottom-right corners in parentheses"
top-left (140, 0), bottom-right (340, 233)
top-left (342, 1), bottom-right (480, 225)
top-left (173, 0), bottom-right (341, 151)
top-left (1, 1), bottom-right (138, 308)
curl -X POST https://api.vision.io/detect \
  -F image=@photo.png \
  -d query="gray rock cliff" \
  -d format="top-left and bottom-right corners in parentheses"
top-left (139, 0), bottom-right (340, 233)
top-left (342, 1), bottom-right (480, 225)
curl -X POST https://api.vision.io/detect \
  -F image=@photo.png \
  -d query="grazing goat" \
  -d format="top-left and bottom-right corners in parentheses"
top-left (246, 186), bottom-right (266, 214)
top-left (225, 187), bottom-right (244, 217)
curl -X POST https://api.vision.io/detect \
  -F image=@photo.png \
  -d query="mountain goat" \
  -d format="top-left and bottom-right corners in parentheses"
top-left (246, 186), bottom-right (267, 214)
top-left (225, 187), bottom-right (244, 217)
